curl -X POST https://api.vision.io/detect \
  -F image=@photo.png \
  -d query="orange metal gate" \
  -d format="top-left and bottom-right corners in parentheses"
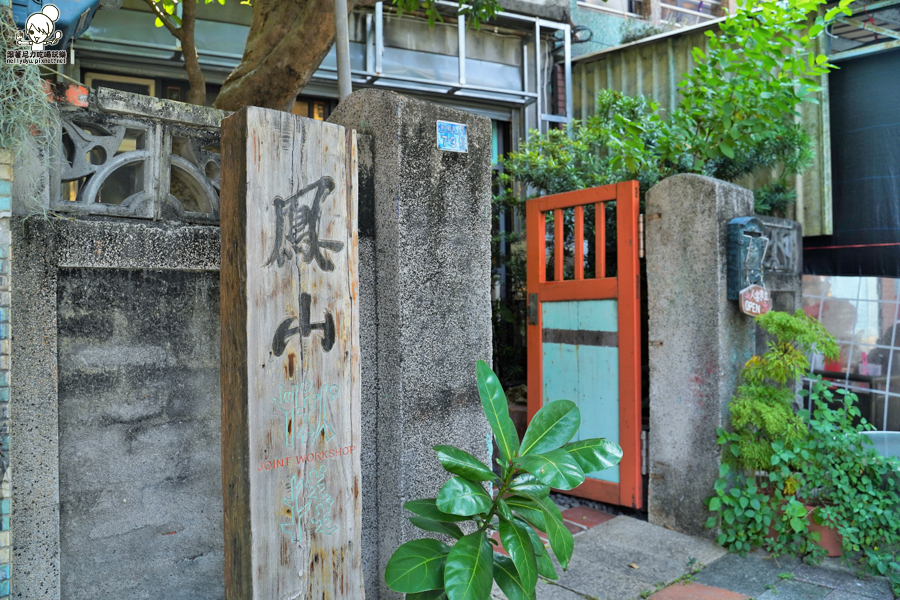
top-left (526, 181), bottom-right (642, 508)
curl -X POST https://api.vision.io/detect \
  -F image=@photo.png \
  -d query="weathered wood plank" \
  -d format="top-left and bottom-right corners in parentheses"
top-left (221, 106), bottom-right (363, 600)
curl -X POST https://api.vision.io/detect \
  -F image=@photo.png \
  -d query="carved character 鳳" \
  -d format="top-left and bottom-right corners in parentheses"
top-left (265, 176), bottom-right (345, 271)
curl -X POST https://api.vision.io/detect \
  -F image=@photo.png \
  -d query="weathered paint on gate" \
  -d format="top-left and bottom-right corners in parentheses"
top-left (526, 181), bottom-right (642, 508)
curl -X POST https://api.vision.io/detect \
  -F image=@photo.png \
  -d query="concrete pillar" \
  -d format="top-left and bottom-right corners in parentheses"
top-left (645, 174), bottom-right (755, 539)
top-left (329, 90), bottom-right (493, 599)
top-left (0, 151), bottom-right (10, 598)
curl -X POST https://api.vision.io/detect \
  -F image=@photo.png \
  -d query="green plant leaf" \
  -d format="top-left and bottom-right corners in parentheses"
top-left (405, 499), bottom-right (470, 522)
top-left (521, 494), bottom-right (574, 569)
top-left (563, 438), bottom-right (623, 474)
top-left (476, 360), bottom-right (520, 463)
top-left (515, 449), bottom-right (585, 490)
top-left (508, 473), bottom-right (550, 499)
top-left (537, 550), bottom-right (558, 580)
top-left (410, 517), bottom-right (465, 540)
top-left (384, 538), bottom-right (450, 593)
top-left (519, 400), bottom-right (581, 456)
top-left (406, 591), bottom-right (449, 600)
top-left (437, 477), bottom-right (493, 516)
top-left (434, 445), bottom-right (496, 482)
top-left (719, 142), bottom-right (735, 159)
top-left (444, 532), bottom-right (493, 600)
top-left (500, 517), bottom-right (538, 591)
top-left (493, 553), bottom-right (537, 600)
top-left (496, 498), bottom-right (514, 521)
top-left (506, 495), bottom-right (547, 531)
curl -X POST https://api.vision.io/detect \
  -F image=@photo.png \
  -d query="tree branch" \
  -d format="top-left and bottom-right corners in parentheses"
top-left (179, 0), bottom-right (207, 105)
top-left (140, 0), bottom-right (183, 40)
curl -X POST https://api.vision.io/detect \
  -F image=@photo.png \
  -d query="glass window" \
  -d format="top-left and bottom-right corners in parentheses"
top-left (803, 275), bottom-right (900, 431)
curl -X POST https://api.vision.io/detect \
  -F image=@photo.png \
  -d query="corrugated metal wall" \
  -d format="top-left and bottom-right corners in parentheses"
top-left (570, 24), bottom-right (833, 236)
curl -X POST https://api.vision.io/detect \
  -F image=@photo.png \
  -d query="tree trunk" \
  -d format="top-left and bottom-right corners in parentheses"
top-left (213, 0), bottom-right (365, 112)
top-left (180, 0), bottom-right (207, 105)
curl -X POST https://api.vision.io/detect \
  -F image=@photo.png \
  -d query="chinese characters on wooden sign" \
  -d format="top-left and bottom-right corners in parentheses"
top-left (220, 107), bottom-right (363, 600)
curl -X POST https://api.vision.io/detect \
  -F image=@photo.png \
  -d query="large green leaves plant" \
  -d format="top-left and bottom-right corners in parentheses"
top-left (385, 360), bottom-right (623, 600)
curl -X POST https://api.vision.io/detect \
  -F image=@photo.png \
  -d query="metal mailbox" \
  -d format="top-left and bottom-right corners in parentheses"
top-left (727, 216), bottom-right (770, 301)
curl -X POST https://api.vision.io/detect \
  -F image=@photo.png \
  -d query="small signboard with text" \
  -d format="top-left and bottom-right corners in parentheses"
top-left (437, 120), bottom-right (468, 153)
top-left (739, 284), bottom-right (772, 317)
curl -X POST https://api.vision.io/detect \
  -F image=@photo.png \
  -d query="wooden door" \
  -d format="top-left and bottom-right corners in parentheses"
top-left (526, 181), bottom-right (642, 509)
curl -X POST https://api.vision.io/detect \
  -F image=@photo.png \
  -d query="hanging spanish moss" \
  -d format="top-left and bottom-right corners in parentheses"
top-left (0, 7), bottom-right (57, 153)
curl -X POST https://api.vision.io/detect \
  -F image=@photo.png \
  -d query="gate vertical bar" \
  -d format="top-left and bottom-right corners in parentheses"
top-left (527, 203), bottom-right (544, 422)
top-left (596, 202), bottom-right (606, 278)
top-left (574, 205), bottom-right (584, 280)
top-left (615, 180), bottom-right (642, 508)
top-left (554, 208), bottom-right (563, 281)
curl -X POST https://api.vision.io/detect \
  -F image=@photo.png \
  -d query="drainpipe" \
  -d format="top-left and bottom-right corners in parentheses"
top-left (334, 0), bottom-right (352, 101)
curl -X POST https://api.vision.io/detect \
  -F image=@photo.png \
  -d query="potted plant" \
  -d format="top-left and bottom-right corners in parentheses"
top-left (796, 379), bottom-right (900, 589)
top-left (383, 360), bottom-right (622, 600)
top-left (707, 310), bottom-right (839, 558)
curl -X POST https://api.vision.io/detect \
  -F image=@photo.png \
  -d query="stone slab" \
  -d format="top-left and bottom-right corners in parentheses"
top-left (573, 534), bottom-right (693, 586)
top-left (826, 583), bottom-right (894, 600)
top-left (793, 563), bottom-right (861, 589)
top-left (834, 577), bottom-right (894, 600)
top-left (586, 516), bottom-right (727, 568)
top-left (756, 579), bottom-right (830, 600)
top-left (693, 552), bottom-right (801, 598)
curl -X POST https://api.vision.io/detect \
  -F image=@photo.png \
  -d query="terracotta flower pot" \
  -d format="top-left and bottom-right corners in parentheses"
top-left (763, 500), bottom-right (842, 558)
top-left (806, 505), bottom-right (842, 557)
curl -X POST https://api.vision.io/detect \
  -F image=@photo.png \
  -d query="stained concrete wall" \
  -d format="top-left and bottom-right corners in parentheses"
top-left (11, 88), bottom-right (493, 599)
top-left (57, 268), bottom-right (223, 600)
top-left (330, 89), bottom-right (494, 600)
top-left (11, 220), bottom-right (221, 600)
top-left (645, 174), bottom-right (756, 539)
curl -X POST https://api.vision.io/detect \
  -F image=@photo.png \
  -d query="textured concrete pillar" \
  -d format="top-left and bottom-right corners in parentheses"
top-left (645, 174), bottom-right (755, 539)
top-left (329, 90), bottom-right (493, 599)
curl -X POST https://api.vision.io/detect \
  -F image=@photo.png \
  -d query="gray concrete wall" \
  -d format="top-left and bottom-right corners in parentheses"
top-left (57, 268), bottom-right (223, 600)
top-left (11, 87), bottom-right (493, 600)
top-left (645, 174), bottom-right (756, 539)
top-left (330, 89), bottom-right (494, 600)
top-left (11, 220), bottom-right (220, 600)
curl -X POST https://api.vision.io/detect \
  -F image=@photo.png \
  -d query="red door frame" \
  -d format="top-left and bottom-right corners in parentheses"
top-left (526, 181), bottom-right (642, 509)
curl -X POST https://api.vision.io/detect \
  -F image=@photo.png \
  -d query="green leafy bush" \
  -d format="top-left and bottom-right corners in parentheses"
top-left (708, 311), bottom-right (900, 594)
top-left (801, 382), bottom-right (900, 593)
top-left (384, 360), bottom-right (622, 600)
top-left (708, 311), bottom-right (837, 557)
top-left (498, 0), bottom-right (855, 215)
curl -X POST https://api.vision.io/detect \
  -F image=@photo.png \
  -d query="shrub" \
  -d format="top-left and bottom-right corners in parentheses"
top-left (383, 360), bottom-right (623, 600)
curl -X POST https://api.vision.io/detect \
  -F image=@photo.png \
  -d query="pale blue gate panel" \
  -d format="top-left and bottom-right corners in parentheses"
top-left (542, 300), bottom-right (618, 331)
top-left (542, 300), bottom-right (620, 484)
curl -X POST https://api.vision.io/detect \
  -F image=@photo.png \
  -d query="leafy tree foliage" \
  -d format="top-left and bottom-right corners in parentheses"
top-left (500, 0), bottom-right (855, 214)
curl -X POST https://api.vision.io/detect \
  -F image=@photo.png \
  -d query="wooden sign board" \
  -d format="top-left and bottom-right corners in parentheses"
top-left (220, 107), bottom-right (363, 600)
top-left (739, 284), bottom-right (771, 317)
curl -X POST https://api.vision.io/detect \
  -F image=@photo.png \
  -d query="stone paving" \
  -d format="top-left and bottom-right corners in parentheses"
top-left (490, 506), bottom-right (895, 600)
